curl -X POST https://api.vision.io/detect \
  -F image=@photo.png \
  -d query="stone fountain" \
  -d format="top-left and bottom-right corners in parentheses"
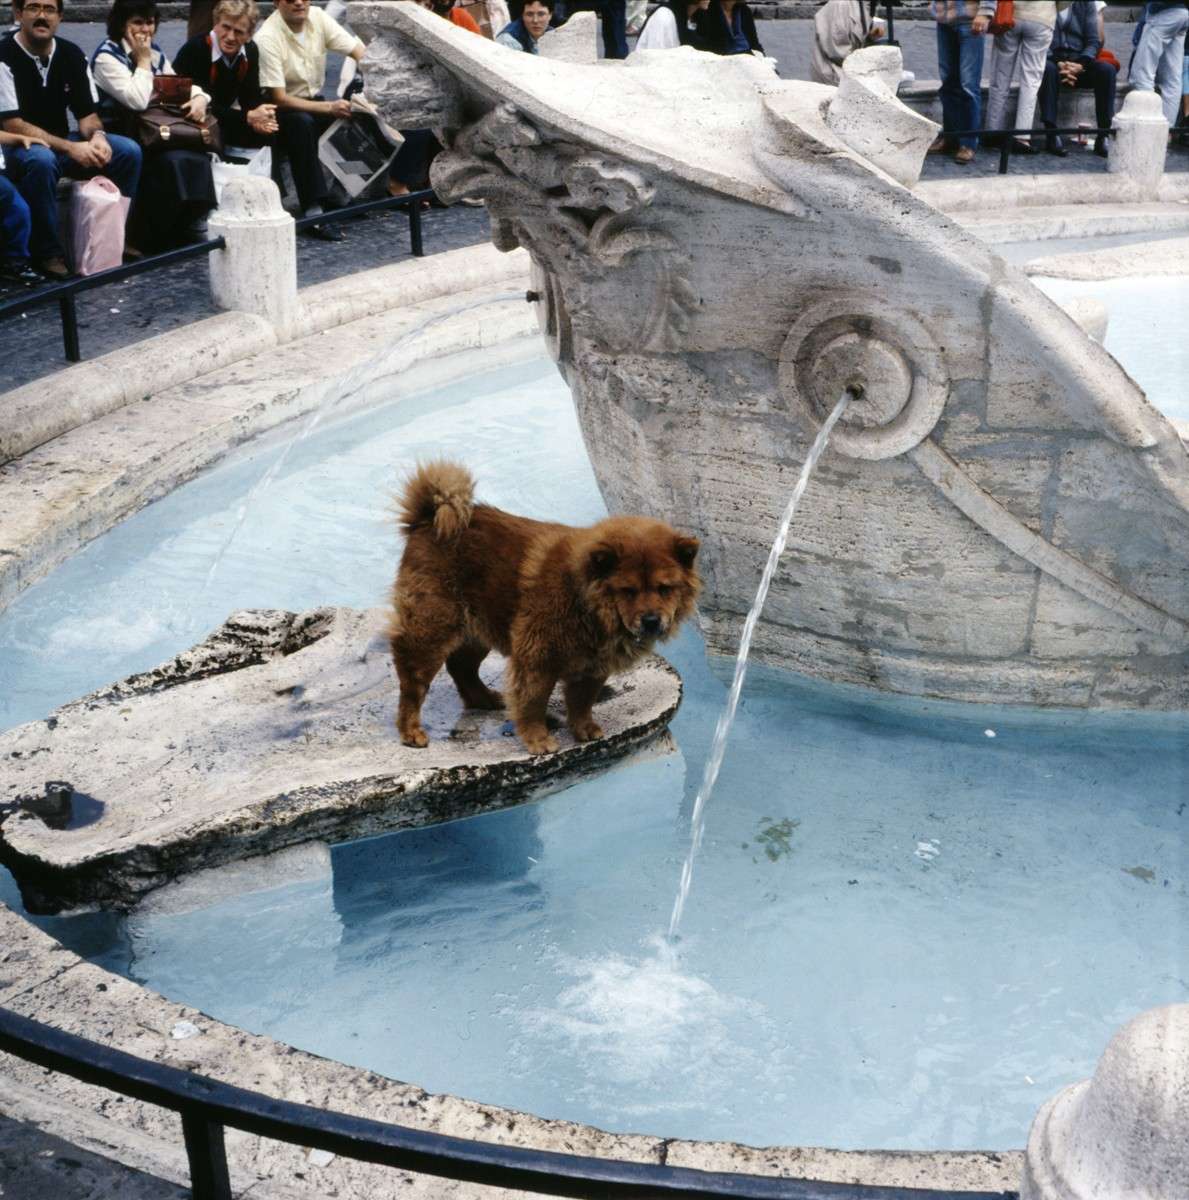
top-left (353, 4), bottom-right (1189, 710)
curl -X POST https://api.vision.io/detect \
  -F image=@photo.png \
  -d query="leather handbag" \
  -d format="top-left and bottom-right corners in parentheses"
top-left (134, 73), bottom-right (224, 157)
top-left (988, 0), bottom-right (1014, 35)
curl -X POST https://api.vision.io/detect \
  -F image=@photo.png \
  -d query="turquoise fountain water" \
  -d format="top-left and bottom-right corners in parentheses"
top-left (0, 336), bottom-right (1184, 1152)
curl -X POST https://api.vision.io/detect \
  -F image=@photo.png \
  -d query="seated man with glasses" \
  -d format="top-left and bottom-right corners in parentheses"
top-left (0, 0), bottom-right (142, 277)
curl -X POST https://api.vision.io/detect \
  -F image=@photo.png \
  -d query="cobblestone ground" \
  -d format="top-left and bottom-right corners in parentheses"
top-left (1, 15), bottom-right (1183, 393)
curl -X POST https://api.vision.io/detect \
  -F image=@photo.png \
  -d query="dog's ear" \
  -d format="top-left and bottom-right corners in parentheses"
top-left (673, 536), bottom-right (699, 568)
top-left (587, 543), bottom-right (618, 580)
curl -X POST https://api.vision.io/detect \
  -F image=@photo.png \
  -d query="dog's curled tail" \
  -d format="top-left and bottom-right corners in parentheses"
top-left (398, 460), bottom-right (475, 541)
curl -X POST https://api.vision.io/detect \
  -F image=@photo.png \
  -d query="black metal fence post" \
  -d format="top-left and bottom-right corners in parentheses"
top-left (59, 293), bottom-right (81, 362)
top-left (182, 1110), bottom-right (234, 1200)
top-left (409, 200), bottom-right (424, 258)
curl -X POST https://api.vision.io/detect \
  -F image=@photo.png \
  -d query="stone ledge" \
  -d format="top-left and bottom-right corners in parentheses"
top-left (0, 606), bottom-right (684, 912)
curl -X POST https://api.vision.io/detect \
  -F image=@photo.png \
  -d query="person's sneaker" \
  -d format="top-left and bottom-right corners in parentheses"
top-left (36, 256), bottom-right (72, 280)
top-left (0, 258), bottom-right (45, 288)
top-left (927, 136), bottom-right (950, 154)
top-left (954, 146), bottom-right (975, 165)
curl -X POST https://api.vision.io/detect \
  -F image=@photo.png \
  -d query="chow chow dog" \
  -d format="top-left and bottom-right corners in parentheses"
top-left (390, 461), bottom-right (701, 754)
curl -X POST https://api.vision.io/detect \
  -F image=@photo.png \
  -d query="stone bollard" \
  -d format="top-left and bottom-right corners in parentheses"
top-left (1021, 1003), bottom-right (1189, 1200)
top-left (1108, 89), bottom-right (1168, 199)
top-left (208, 175), bottom-right (298, 340)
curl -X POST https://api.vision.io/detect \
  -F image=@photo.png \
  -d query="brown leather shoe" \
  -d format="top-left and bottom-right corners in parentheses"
top-left (954, 146), bottom-right (975, 165)
top-left (36, 256), bottom-right (71, 279)
top-left (927, 136), bottom-right (950, 154)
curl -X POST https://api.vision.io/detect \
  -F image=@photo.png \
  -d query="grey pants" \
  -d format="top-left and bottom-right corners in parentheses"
top-left (985, 19), bottom-right (1055, 137)
top-left (1130, 3), bottom-right (1189, 127)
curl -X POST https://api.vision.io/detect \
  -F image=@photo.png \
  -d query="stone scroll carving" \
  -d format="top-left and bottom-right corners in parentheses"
top-left (430, 105), bottom-right (697, 359)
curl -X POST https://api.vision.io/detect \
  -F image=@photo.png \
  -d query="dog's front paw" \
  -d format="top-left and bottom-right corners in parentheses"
top-left (399, 725), bottom-right (429, 749)
top-left (519, 728), bottom-right (560, 755)
top-left (569, 717), bottom-right (604, 743)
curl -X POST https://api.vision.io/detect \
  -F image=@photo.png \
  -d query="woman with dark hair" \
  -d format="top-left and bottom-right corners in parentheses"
top-left (632, 0), bottom-right (709, 51)
top-left (696, 0), bottom-right (763, 56)
top-left (496, 0), bottom-right (554, 52)
top-left (92, 0), bottom-right (217, 247)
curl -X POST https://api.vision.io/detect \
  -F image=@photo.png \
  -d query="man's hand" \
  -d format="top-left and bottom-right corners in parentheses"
top-left (247, 103), bottom-right (279, 134)
top-left (66, 138), bottom-right (105, 169)
top-left (89, 130), bottom-right (112, 165)
top-left (182, 94), bottom-right (208, 122)
top-left (971, 13), bottom-right (990, 34)
top-left (1059, 60), bottom-right (1083, 85)
top-left (325, 97), bottom-right (352, 119)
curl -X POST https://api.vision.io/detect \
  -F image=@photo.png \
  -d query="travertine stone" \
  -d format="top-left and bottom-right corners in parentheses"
top-left (539, 10), bottom-right (598, 63)
top-left (351, 13), bottom-right (466, 128)
top-left (0, 607), bottom-right (682, 913)
top-left (1109, 89), bottom-right (1169, 199)
top-left (355, 1), bottom-right (1189, 708)
top-left (208, 176), bottom-right (298, 337)
top-left (824, 46), bottom-right (937, 188)
top-left (1021, 1004), bottom-right (1189, 1200)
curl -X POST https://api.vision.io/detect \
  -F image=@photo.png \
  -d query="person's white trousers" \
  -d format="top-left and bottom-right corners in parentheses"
top-left (985, 19), bottom-right (1055, 137)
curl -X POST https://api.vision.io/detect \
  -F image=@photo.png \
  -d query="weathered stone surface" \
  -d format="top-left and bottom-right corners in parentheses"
top-left (1109, 89), bottom-right (1169, 199)
top-left (1021, 1004), bottom-right (1189, 1200)
top-left (1025, 234), bottom-right (1189, 280)
top-left (0, 607), bottom-right (682, 913)
top-left (538, 9), bottom-right (599, 63)
top-left (358, 3), bottom-right (1189, 708)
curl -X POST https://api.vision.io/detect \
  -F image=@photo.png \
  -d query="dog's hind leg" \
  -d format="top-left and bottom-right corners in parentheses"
top-left (391, 628), bottom-right (459, 749)
top-left (446, 640), bottom-right (504, 710)
top-left (563, 674), bottom-right (607, 743)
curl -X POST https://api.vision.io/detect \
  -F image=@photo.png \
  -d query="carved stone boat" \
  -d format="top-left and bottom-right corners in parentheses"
top-left (354, 4), bottom-right (1189, 708)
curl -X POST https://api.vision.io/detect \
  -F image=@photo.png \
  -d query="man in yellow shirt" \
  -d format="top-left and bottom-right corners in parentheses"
top-left (256, 0), bottom-right (364, 239)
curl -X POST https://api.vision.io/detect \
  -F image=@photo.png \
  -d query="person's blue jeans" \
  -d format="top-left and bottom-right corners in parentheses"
top-left (4, 133), bottom-right (141, 261)
top-left (0, 171), bottom-right (32, 262)
top-left (937, 19), bottom-right (985, 150)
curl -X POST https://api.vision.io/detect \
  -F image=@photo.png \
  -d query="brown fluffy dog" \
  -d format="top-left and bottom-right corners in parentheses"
top-left (390, 461), bottom-right (701, 755)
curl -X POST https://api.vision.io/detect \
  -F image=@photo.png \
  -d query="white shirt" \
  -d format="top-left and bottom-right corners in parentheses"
top-left (91, 39), bottom-right (207, 112)
top-left (633, 7), bottom-right (682, 51)
top-left (256, 7), bottom-right (360, 99)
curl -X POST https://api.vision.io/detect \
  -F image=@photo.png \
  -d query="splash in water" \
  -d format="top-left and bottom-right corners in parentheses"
top-left (668, 389), bottom-right (853, 939)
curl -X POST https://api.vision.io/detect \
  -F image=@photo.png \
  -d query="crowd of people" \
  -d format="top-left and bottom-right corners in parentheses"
top-left (2, 0), bottom-right (1188, 291)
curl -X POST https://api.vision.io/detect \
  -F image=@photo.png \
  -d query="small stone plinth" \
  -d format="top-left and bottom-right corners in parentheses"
top-left (0, 607), bottom-right (681, 914)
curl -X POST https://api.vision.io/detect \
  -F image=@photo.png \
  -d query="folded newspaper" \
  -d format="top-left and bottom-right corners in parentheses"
top-left (317, 95), bottom-right (404, 199)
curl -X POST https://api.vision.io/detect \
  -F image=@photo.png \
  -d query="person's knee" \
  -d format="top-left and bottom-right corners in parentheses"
top-left (21, 144), bottom-right (59, 183)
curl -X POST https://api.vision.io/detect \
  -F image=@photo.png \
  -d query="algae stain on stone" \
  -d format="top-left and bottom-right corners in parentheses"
top-left (749, 817), bottom-right (799, 863)
top-left (1122, 865), bottom-right (1156, 883)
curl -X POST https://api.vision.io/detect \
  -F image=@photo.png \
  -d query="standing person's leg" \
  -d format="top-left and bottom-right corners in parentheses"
top-left (936, 20), bottom-right (962, 149)
top-left (1154, 9), bottom-right (1189, 127)
top-left (601, 0), bottom-right (628, 59)
top-left (954, 19), bottom-right (985, 156)
top-left (1013, 19), bottom-right (1053, 146)
top-left (3, 144), bottom-right (66, 267)
top-left (1130, 5), bottom-right (1176, 105)
top-left (985, 27), bottom-right (1022, 133)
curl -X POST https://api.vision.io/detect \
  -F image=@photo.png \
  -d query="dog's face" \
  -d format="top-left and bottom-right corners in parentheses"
top-left (584, 518), bottom-right (701, 644)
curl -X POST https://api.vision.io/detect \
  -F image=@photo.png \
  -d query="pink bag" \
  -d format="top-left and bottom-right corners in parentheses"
top-left (67, 176), bottom-right (130, 276)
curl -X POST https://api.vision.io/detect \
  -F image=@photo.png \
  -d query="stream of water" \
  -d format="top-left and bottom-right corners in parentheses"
top-left (668, 390), bottom-right (853, 939)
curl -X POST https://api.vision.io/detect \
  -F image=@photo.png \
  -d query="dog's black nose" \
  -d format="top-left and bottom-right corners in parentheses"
top-left (640, 613), bottom-right (663, 637)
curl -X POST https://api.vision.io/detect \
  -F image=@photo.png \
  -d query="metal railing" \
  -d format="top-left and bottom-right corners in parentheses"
top-left (0, 188), bottom-right (434, 366)
top-left (940, 126), bottom-right (1116, 174)
top-left (0, 1005), bottom-right (1019, 1200)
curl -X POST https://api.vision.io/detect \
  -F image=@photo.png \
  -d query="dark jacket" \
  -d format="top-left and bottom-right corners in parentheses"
top-left (696, 0), bottom-right (763, 56)
top-left (1049, 1), bottom-right (1103, 64)
top-left (173, 32), bottom-right (265, 123)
